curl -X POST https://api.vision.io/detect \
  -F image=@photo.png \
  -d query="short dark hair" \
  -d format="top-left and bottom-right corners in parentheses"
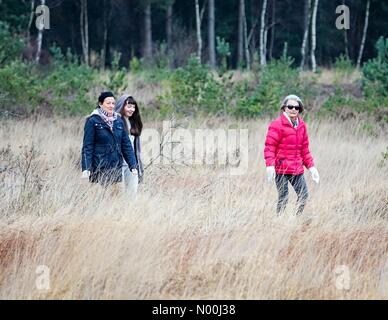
top-left (98, 91), bottom-right (115, 104)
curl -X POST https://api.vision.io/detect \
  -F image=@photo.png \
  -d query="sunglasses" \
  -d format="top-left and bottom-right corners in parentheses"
top-left (286, 105), bottom-right (301, 111)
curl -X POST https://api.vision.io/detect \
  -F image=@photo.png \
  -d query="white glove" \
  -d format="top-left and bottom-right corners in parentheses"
top-left (81, 170), bottom-right (90, 179)
top-left (309, 166), bottom-right (320, 184)
top-left (266, 166), bottom-right (275, 182)
top-left (131, 168), bottom-right (138, 176)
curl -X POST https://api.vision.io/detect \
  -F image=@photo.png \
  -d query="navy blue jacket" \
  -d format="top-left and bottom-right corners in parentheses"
top-left (81, 113), bottom-right (137, 184)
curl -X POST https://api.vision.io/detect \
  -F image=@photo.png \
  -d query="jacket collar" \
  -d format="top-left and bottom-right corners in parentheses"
top-left (280, 113), bottom-right (303, 128)
top-left (89, 110), bottom-right (121, 130)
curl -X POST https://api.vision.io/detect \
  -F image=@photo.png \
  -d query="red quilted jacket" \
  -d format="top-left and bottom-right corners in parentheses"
top-left (264, 113), bottom-right (314, 175)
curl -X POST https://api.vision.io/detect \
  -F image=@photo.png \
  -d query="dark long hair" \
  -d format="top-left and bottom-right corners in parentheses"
top-left (120, 96), bottom-right (143, 136)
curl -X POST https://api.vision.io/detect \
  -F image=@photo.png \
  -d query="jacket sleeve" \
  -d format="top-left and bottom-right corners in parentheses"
top-left (301, 126), bottom-right (314, 169)
top-left (81, 117), bottom-right (94, 171)
top-left (264, 121), bottom-right (280, 167)
top-left (136, 136), bottom-right (144, 174)
top-left (121, 126), bottom-right (137, 170)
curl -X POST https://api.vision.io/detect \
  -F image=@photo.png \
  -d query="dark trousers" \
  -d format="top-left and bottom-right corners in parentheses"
top-left (275, 173), bottom-right (309, 215)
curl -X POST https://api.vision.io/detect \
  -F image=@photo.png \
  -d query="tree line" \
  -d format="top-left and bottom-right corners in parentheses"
top-left (1, 0), bottom-right (387, 70)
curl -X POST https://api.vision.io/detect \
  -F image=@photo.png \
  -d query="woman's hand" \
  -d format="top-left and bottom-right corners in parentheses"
top-left (131, 168), bottom-right (138, 176)
top-left (81, 170), bottom-right (90, 180)
top-left (309, 167), bottom-right (320, 184)
top-left (266, 166), bottom-right (275, 182)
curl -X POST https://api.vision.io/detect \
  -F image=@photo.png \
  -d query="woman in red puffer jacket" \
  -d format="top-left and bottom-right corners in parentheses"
top-left (264, 95), bottom-right (319, 215)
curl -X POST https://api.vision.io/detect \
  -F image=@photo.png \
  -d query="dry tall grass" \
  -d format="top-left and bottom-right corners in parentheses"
top-left (0, 117), bottom-right (387, 299)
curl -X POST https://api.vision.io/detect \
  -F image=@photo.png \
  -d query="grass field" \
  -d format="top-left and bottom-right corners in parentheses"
top-left (0, 116), bottom-right (387, 299)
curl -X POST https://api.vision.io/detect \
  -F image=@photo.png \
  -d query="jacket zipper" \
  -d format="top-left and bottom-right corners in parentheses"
top-left (295, 124), bottom-right (298, 174)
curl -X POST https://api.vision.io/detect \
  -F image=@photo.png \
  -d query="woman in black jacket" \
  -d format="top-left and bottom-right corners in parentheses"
top-left (81, 92), bottom-right (138, 186)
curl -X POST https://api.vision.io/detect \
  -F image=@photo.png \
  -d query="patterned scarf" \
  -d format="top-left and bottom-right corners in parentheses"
top-left (97, 107), bottom-right (117, 131)
top-left (283, 112), bottom-right (299, 128)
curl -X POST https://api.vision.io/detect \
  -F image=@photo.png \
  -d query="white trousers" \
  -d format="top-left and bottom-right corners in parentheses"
top-left (122, 165), bottom-right (138, 196)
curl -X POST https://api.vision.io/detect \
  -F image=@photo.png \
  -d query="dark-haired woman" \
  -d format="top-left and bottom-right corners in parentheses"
top-left (264, 94), bottom-right (320, 215)
top-left (115, 95), bottom-right (144, 194)
top-left (81, 91), bottom-right (138, 187)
